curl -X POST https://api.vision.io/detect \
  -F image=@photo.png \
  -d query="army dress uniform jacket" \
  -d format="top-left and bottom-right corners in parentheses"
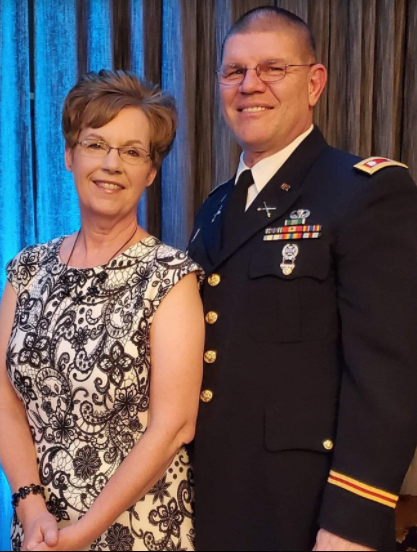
top-left (188, 127), bottom-right (417, 552)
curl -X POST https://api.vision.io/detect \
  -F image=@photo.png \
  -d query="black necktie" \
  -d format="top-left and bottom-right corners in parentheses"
top-left (222, 170), bottom-right (254, 246)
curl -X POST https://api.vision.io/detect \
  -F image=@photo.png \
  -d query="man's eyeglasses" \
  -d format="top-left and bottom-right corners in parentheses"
top-left (74, 139), bottom-right (152, 166)
top-left (217, 61), bottom-right (316, 86)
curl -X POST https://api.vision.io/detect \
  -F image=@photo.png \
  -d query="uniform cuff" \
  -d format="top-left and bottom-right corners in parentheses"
top-left (319, 482), bottom-right (396, 551)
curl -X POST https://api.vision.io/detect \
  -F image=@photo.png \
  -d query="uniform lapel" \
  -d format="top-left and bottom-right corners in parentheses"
top-left (202, 178), bottom-right (234, 265)
top-left (211, 127), bottom-right (328, 271)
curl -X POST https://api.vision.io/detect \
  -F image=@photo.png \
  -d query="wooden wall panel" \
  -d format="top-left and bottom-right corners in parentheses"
top-left (194, 0), bottom-right (216, 211)
top-left (402, 0), bottom-right (417, 177)
top-left (373, 0), bottom-right (406, 159)
top-left (309, 0), bottom-right (330, 134)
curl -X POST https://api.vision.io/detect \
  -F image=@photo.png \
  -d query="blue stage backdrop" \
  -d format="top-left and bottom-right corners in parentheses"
top-left (1, 0), bottom-right (417, 549)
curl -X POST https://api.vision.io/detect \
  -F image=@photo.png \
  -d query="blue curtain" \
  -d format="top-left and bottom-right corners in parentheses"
top-left (34, 0), bottom-right (80, 244)
top-left (0, 0), bottom-right (34, 545)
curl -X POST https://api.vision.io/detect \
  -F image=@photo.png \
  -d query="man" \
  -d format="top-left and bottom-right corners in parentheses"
top-left (188, 7), bottom-right (417, 552)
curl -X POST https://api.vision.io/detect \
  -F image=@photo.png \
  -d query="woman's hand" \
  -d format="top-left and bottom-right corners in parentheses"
top-left (20, 510), bottom-right (59, 551)
top-left (30, 525), bottom-right (85, 552)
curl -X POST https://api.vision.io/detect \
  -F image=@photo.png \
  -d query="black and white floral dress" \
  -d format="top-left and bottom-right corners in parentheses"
top-left (6, 236), bottom-right (203, 552)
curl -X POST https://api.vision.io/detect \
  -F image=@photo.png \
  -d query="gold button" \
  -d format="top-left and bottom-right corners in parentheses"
top-left (201, 390), bottom-right (214, 403)
top-left (323, 440), bottom-right (334, 451)
top-left (206, 312), bottom-right (219, 325)
top-left (208, 274), bottom-right (221, 287)
top-left (204, 350), bottom-right (217, 364)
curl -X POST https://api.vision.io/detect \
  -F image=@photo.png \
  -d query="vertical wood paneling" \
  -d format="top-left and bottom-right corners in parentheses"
top-left (276, 0), bottom-right (309, 21)
top-left (213, 0), bottom-right (237, 187)
top-left (345, 0), bottom-right (364, 155)
top-left (326, 0), bottom-right (349, 150)
top-left (112, 0), bottom-right (132, 70)
top-left (402, 0), bottom-right (417, 177)
top-left (76, 0), bottom-right (88, 76)
top-left (194, 0), bottom-right (215, 209)
top-left (359, 0), bottom-right (377, 157)
top-left (309, 0), bottom-right (330, 133)
top-left (233, 0), bottom-right (276, 18)
top-left (373, 0), bottom-right (406, 158)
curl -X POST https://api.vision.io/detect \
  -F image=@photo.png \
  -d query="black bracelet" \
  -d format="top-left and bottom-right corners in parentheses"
top-left (12, 484), bottom-right (46, 509)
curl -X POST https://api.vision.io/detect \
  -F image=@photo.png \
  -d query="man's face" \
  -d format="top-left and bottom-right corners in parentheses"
top-left (220, 30), bottom-right (316, 156)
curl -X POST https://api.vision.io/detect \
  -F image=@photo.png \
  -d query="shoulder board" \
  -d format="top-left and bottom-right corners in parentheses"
top-left (209, 180), bottom-right (229, 197)
top-left (354, 157), bottom-right (408, 176)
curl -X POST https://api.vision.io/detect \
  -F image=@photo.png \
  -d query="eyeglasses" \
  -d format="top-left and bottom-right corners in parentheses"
top-left (217, 61), bottom-right (316, 86)
top-left (74, 139), bottom-right (152, 166)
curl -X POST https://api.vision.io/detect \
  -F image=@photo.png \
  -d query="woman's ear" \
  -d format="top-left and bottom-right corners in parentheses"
top-left (146, 167), bottom-right (158, 188)
top-left (65, 145), bottom-right (74, 172)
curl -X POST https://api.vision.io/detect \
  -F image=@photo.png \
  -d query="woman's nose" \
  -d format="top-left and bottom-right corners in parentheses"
top-left (100, 148), bottom-right (123, 173)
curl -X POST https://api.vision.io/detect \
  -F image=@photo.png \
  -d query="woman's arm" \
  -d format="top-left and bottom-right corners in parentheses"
top-left (35, 272), bottom-right (205, 551)
top-left (0, 283), bottom-right (59, 550)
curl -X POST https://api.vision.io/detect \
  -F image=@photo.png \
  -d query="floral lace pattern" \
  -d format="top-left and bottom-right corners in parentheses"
top-left (6, 236), bottom-right (203, 551)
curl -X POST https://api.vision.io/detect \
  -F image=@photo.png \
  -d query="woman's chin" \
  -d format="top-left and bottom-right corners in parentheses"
top-left (83, 199), bottom-right (133, 220)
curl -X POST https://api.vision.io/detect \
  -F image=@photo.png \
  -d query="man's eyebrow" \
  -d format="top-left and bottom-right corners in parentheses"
top-left (222, 58), bottom-right (285, 65)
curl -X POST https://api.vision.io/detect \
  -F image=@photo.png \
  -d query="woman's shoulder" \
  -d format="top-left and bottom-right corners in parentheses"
top-left (147, 237), bottom-right (205, 284)
top-left (6, 237), bottom-right (64, 293)
top-left (8, 237), bottom-right (63, 266)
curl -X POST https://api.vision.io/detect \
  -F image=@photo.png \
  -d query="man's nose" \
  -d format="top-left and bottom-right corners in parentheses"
top-left (239, 69), bottom-right (268, 94)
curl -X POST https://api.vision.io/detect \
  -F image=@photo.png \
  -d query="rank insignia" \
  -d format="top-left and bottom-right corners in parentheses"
top-left (281, 244), bottom-right (299, 276)
top-left (354, 157), bottom-right (408, 175)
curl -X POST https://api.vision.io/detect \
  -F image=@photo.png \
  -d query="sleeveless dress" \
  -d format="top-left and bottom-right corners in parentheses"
top-left (5, 236), bottom-right (204, 552)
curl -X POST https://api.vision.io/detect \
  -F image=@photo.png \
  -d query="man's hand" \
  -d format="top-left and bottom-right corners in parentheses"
top-left (20, 511), bottom-right (59, 552)
top-left (313, 529), bottom-right (375, 551)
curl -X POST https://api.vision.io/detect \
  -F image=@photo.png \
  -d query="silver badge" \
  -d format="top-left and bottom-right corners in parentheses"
top-left (290, 209), bottom-right (311, 220)
top-left (281, 244), bottom-right (299, 276)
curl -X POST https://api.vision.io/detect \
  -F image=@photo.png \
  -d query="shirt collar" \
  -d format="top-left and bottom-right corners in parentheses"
top-left (235, 124), bottom-right (315, 192)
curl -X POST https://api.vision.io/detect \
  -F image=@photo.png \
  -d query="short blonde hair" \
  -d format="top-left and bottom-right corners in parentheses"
top-left (62, 70), bottom-right (178, 169)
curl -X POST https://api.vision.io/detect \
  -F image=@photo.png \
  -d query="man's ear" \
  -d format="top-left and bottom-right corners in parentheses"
top-left (65, 145), bottom-right (74, 172)
top-left (308, 64), bottom-right (327, 108)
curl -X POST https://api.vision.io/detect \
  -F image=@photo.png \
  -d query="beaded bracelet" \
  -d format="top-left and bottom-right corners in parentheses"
top-left (12, 484), bottom-right (46, 509)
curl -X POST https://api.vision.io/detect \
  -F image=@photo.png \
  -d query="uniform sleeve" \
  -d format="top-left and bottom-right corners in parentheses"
top-left (319, 168), bottom-right (417, 551)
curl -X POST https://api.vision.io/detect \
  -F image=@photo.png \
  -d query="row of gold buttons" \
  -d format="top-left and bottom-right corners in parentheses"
top-left (201, 274), bottom-right (222, 403)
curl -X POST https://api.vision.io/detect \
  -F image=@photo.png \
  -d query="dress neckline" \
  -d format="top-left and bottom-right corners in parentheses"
top-left (56, 235), bottom-right (158, 271)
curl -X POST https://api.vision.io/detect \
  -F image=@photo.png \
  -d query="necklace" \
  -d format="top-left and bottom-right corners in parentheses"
top-left (61, 225), bottom-right (139, 298)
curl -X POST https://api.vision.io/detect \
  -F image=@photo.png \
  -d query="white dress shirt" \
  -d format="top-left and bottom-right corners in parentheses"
top-left (235, 125), bottom-right (314, 210)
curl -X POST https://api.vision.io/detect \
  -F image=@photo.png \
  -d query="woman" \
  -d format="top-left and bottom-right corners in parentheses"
top-left (0, 70), bottom-right (205, 552)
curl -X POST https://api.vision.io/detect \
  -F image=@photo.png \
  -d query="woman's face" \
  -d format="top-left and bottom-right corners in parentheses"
top-left (65, 107), bottom-right (157, 222)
